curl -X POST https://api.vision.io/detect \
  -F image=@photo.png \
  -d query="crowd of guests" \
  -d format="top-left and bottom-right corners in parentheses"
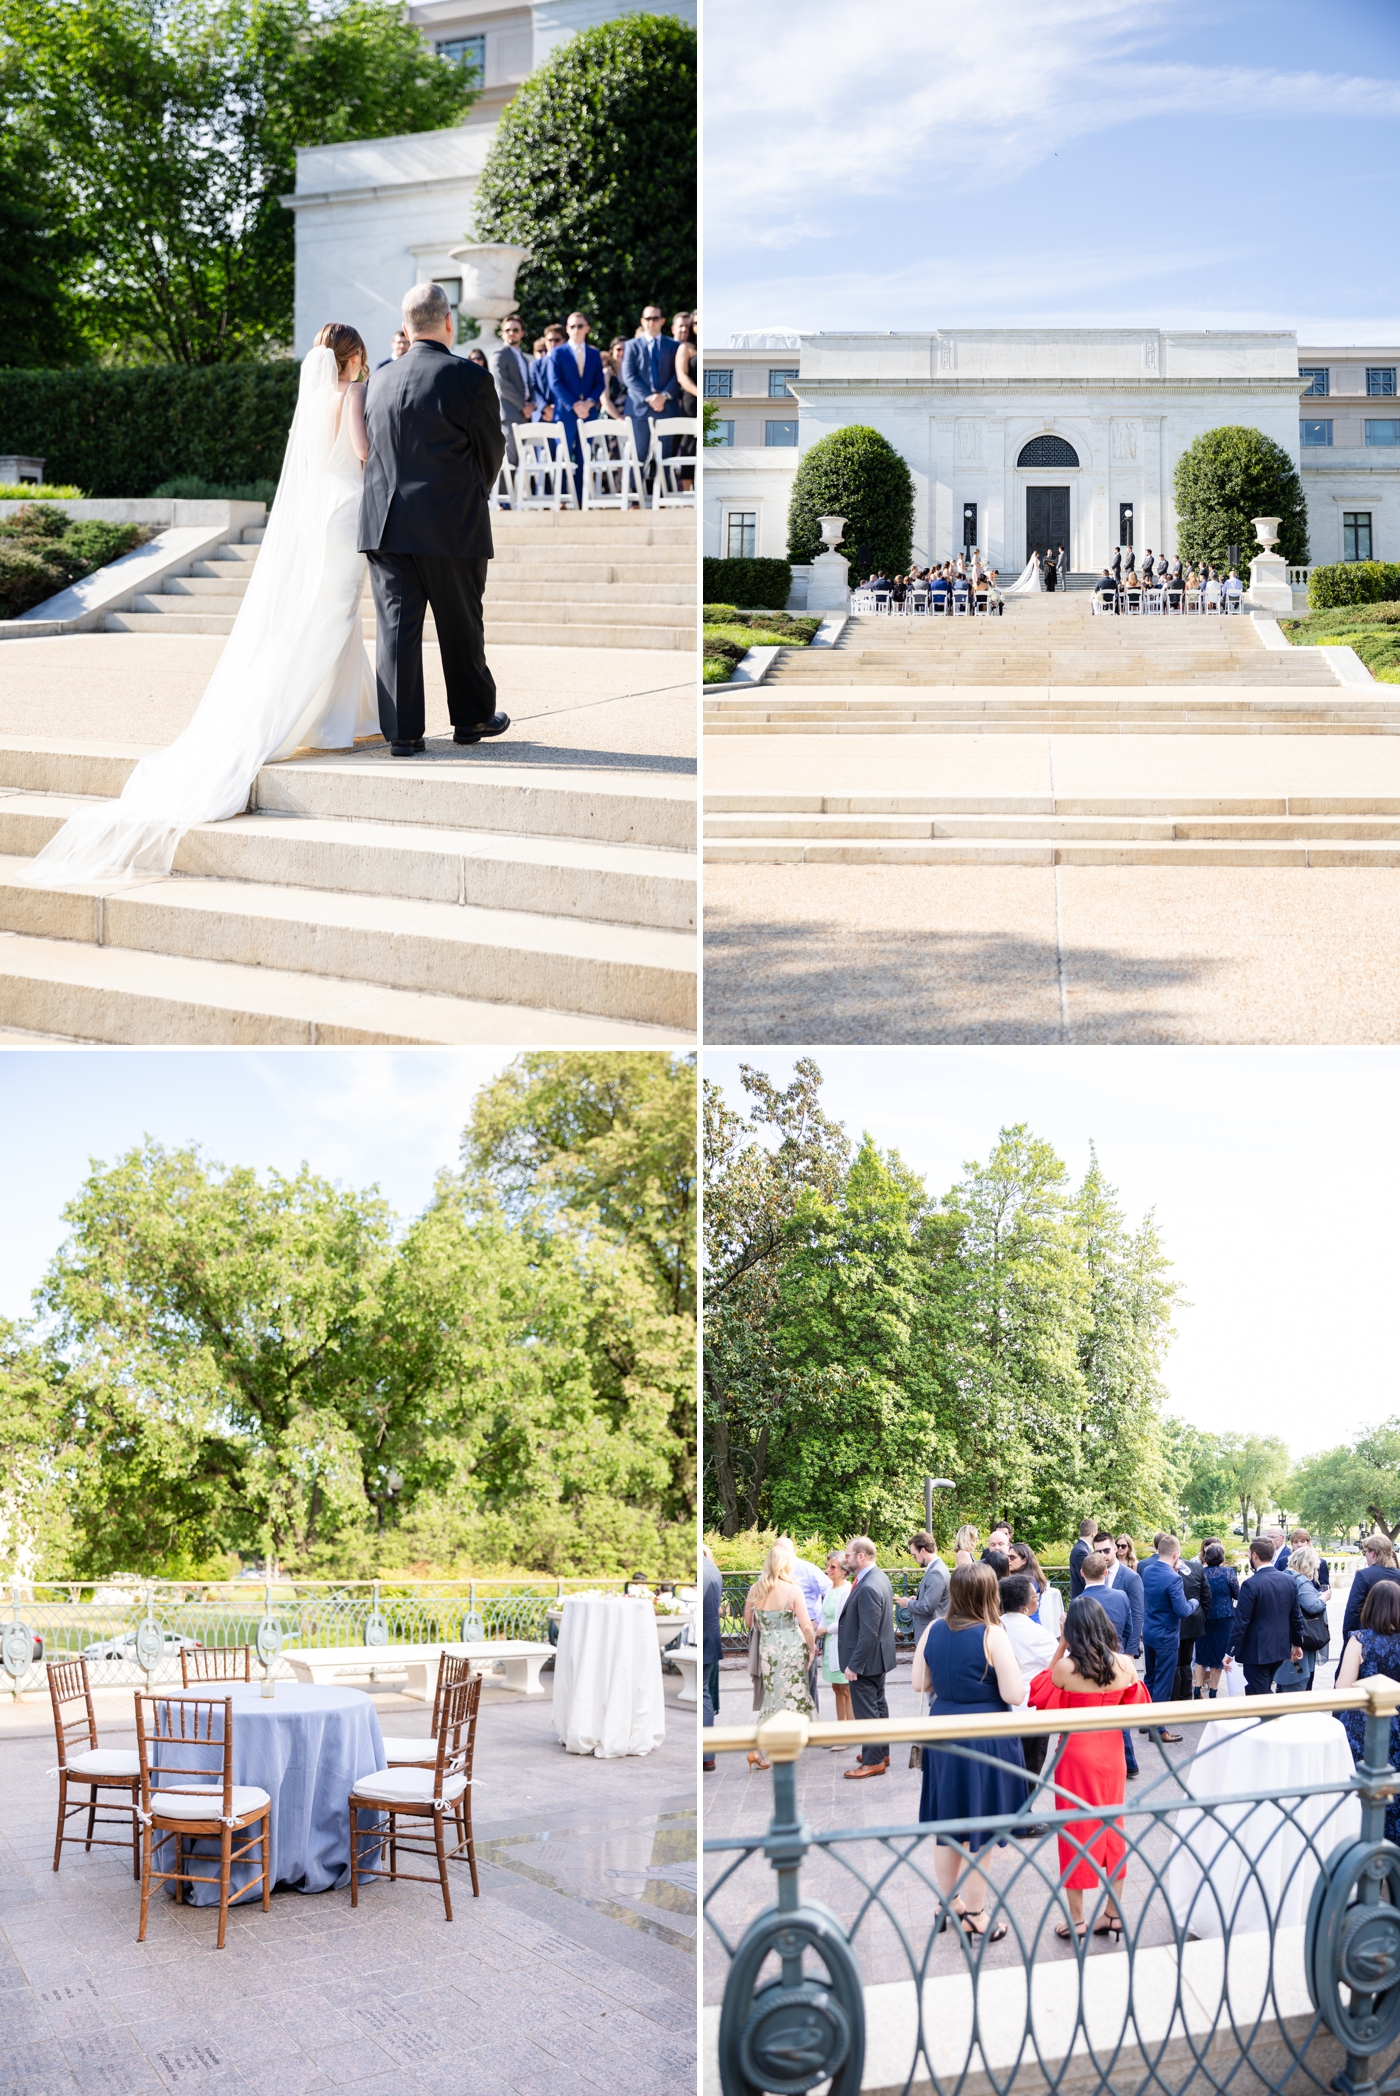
top-left (1093, 546), bottom-right (1246, 611)
top-left (703, 1516), bottom-right (1400, 1936)
top-left (858, 553), bottom-right (1006, 614)
top-left (376, 304), bottom-right (697, 499)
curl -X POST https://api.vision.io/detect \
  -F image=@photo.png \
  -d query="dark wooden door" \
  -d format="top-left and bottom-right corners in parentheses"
top-left (1026, 487), bottom-right (1070, 561)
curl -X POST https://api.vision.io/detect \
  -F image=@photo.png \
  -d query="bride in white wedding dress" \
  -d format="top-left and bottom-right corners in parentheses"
top-left (24, 323), bottom-right (378, 887)
top-left (1001, 549), bottom-right (1045, 597)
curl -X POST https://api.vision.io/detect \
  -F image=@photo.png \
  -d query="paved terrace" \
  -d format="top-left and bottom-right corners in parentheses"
top-left (0, 1675), bottom-right (696, 2096)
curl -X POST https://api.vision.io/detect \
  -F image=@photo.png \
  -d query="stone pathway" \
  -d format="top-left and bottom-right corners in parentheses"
top-left (0, 1681), bottom-right (695, 2095)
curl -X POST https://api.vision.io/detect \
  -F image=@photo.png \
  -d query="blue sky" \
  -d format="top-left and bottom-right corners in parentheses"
top-left (703, 1048), bottom-right (1400, 1460)
top-left (0, 1049), bottom-right (517, 1323)
top-left (703, 0), bottom-right (1400, 344)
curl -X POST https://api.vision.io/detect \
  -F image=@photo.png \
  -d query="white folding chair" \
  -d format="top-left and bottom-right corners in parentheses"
top-left (1184, 589), bottom-right (1201, 614)
top-left (1123, 588), bottom-right (1141, 615)
top-left (512, 425), bottom-right (576, 510)
top-left (1144, 588), bottom-right (1162, 616)
top-left (951, 588), bottom-right (970, 616)
top-left (647, 418), bottom-right (697, 508)
top-left (580, 425), bottom-right (645, 509)
top-left (492, 459), bottom-right (514, 510)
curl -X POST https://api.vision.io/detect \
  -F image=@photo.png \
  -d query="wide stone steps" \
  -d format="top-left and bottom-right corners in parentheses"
top-left (702, 793), bottom-right (1400, 865)
top-left (705, 693), bottom-right (1400, 735)
top-left (102, 516), bottom-right (697, 651)
top-left (0, 739), bottom-right (696, 1044)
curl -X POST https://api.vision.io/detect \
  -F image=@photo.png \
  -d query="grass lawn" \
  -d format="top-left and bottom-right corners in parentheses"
top-left (1282, 603), bottom-right (1400, 682)
top-left (702, 605), bottom-right (822, 686)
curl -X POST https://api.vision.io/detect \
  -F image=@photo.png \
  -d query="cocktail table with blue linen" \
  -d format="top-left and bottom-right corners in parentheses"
top-left (154, 1684), bottom-right (385, 1903)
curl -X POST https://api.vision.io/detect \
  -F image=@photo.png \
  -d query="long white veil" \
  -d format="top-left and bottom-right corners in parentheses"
top-left (1001, 552), bottom-right (1044, 597)
top-left (24, 346), bottom-right (364, 887)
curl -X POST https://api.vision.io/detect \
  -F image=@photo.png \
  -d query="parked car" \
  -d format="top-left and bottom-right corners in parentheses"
top-left (82, 1633), bottom-right (202, 1661)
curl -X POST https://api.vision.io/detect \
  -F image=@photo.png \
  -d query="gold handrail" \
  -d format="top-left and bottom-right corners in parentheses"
top-left (704, 1678), bottom-right (1400, 1764)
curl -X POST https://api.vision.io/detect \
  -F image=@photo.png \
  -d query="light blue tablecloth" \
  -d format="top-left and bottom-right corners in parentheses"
top-left (153, 1684), bottom-right (385, 1902)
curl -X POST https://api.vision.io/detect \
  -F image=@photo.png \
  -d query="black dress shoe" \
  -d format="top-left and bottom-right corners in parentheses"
top-left (389, 738), bottom-right (425, 756)
top-left (454, 712), bottom-right (511, 745)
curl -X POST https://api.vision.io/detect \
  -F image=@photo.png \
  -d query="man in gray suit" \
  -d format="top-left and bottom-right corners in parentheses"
top-left (907, 1531), bottom-right (950, 1650)
top-left (837, 1537), bottom-right (897, 1777)
top-left (486, 315), bottom-right (534, 471)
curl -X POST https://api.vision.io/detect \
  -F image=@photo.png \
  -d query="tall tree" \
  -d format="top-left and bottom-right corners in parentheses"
top-left (1, 0), bottom-right (476, 364)
top-left (1213, 1432), bottom-right (1292, 1540)
top-left (0, 54), bottom-right (89, 368)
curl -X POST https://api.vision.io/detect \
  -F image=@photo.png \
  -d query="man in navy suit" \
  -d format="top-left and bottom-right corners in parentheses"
top-left (621, 304), bottom-right (679, 478)
top-left (1069, 1518), bottom-right (1097, 1598)
top-left (1140, 1531), bottom-right (1195, 1737)
top-left (1227, 1535), bottom-right (1304, 1694)
top-left (1080, 1553), bottom-right (1139, 1775)
top-left (529, 325), bottom-right (564, 420)
top-left (547, 312), bottom-right (606, 487)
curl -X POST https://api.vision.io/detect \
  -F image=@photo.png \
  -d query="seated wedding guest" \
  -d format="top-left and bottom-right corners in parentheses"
top-left (1095, 568), bottom-right (1118, 610)
top-left (929, 570), bottom-right (950, 612)
top-left (1224, 569), bottom-right (1244, 606)
top-left (1204, 573), bottom-right (1223, 610)
top-left (986, 571), bottom-right (1004, 615)
top-left (530, 324), bottom-right (566, 419)
top-left (466, 347), bottom-right (487, 368)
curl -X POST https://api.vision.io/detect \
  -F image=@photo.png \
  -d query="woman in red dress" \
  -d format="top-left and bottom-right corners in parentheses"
top-left (1028, 1595), bottom-right (1150, 1941)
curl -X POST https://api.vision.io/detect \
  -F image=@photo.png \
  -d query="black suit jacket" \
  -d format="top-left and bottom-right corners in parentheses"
top-left (1343, 1563), bottom-right (1400, 1640)
top-left (836, 1567), bottom-right (896, 1678)
top-left (1229, 1564), bottom-right (1304, 1666)
top-left (358, 338), bottom-right (505, 559)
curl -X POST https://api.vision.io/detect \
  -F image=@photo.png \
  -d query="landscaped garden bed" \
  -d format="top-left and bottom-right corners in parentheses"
top-left (1281, 602), bottom-right (1400, 683)
top-left (0, 503), bottom-right (153, 620)
top-left (702, 604), bottom-right (822, 684)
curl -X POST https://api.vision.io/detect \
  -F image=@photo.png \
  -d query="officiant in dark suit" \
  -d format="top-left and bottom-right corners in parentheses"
top-left (359, 281), bottom-right (509, 755)
top-left (838, 1537), bottom-right (896, 1777)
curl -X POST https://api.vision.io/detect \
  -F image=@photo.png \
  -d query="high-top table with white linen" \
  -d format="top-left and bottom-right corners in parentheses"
top-left (1168, 1710), bottom-right (1360, 1938)
top-left (154, 1683), bottom-right (385, 1903)
top-left (551, 1595), bottom-right (666, 1759)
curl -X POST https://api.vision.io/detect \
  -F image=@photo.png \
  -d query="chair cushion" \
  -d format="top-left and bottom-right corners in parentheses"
top-left (150, 1785), bottom-right (269, 1821)
top-left (66, 1749), bottom-right (140, 1779)
top-left (352, 1767), bottom-right (466, 1805)
top-left (377, 1735), bottom-right (437, 1763)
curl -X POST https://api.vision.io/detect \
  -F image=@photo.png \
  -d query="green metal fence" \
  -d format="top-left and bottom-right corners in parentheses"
top-left (0, 1577), bottom-right (636, 1694)
top-left (703, 1684), bottom-right (1400, 2096)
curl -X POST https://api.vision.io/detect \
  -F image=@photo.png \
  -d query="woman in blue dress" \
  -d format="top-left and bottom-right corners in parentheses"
top-left (915, 1562), bottom-right (1028, 1943)
top-left (1191, 1539), bottom-right (1239, 1698)
top-left (1335, 1578), bottom-right (1400, 1841)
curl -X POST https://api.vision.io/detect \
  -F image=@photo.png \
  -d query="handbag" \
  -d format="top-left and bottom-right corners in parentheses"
top-left (747, 1622), bottom-right (764, 1713)
top-left (1300, 1587), bottom-right (1330, 1652)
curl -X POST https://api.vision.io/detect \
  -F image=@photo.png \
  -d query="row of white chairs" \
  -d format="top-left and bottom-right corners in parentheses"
top-left (851, 589), bottom-right (1001, 616)
top-left (493, 418), bottom-right (695, 512)
top-left (1091, 589), bottom-right (1245, 615)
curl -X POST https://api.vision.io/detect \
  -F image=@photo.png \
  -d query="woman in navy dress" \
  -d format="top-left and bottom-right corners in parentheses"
top-left (1335, 1579), bottom-right (1400, 1842)
top-left (1191, 1539), bottom-right (1239, 1697)
top-left (915, 1563), bottom-right (1027, 1943)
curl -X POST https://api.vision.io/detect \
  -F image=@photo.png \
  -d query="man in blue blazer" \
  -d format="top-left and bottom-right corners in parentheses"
top-left (1094, 1531), bottom-right (1144, 1659)
top-left (1227, 1536), bottom-right (1304, 1694)
top-left (1080, 1552), bottom-right (1139, 1775)
top-left (621, 304), bottom-right (679, 475)
top-left (1070, 1518), bottom-right (1097, 1598)
top-left (1140, 1531), bottom-right (1195, 1736)
top-left (547, 312), bottom-right (607, 487)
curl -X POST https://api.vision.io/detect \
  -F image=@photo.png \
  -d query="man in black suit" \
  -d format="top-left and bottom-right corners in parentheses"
top-left (1069, 1518), bottom-right (1097, 1599)
top-left (838, 1536), bottom-right (896, 1777)
top-left (1227, 1535), bottom-right (1304, 1694)
top-left (1111, 547), bottom-right (1123, 582)
top-left (1343, 1534), bottom-right (1400, 1639)
top-left (358, 281), bottom-right (509, 755)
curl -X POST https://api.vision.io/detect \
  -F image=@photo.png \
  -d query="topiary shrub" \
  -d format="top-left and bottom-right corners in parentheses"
top-left (473, 15), bottom-right (695, 343)
top-left (1173, 425), bottom-right (1309, 571)
top-left (788, 424), bottom-right (914, 575)
top-left (1308, 561), bottom-right (1400, 611)
top-left (702, 556), bottom-right (792, 609)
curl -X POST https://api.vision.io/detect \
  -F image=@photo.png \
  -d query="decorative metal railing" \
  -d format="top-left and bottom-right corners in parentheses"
top-left (703, 1682), bottom-right (1400, 2096)
top-left (719, 1566), bottom-right (1073, 1650)
top-left (0, 1577), bottom-right (637, 1696)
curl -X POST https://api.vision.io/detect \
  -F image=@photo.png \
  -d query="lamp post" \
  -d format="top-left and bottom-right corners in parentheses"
top-left (925, 1477), bottom-right (955, 1536)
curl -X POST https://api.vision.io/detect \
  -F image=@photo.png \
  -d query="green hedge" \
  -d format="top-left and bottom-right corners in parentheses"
top-left (1308, 561), bottom-right (1400, 611)
top-left (0, 366), bottom-right (301, 498)
top-left (702, 555), bottom-right (792, 609)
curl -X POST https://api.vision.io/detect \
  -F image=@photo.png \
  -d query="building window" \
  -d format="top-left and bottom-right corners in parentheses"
top-left (1300, 367), bottom-right (1329, 397)
top-left (725, 510), bottom-right (757, 559)
top-left (1367, 368), bottom-right (1397, 396)
top-left (1300, 419), bottom-right (1333, 446)
top-left (1365, 419), bottom-right (1400, 446)
top-left (1344, 512), bottom-right (1373, 562)
top-left (711, 420), bottom-right (735, 447)
top-left (768, 368), bottom-right (798, 398)
top-left (1016, 434), bottom-right (1079, 468)
top-left (1118, 501), bottom-right (1134, 549)
top-left (705, 368), bottom-right (733, 398)
top-left (765, 420), bottom-right (798, 446)
top-left (436, 34), bottom-right (484, 77)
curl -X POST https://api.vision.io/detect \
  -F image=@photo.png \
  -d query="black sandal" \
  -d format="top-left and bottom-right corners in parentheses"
top-left (961, 1907), bottom-right (1008, 1944)
top-left (1054, 1920), bottom-right (1087, 1941)
top-left (1093, 1916), bottom-right (1124, 1938)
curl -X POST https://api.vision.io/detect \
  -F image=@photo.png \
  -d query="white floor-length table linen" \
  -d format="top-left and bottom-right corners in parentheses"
top-left (551, 1595), bottom-right (666, 1759)
top-left (1167, 1710), bottom-right (1360, 1938)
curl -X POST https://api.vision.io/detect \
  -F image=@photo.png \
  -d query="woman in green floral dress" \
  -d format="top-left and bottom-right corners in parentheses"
top-left (743, 1538), bottom-right (817, 1769)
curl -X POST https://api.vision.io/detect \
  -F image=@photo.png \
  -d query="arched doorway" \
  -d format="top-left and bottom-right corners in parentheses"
top-left (1017, 436), bottom-right (1079, 565)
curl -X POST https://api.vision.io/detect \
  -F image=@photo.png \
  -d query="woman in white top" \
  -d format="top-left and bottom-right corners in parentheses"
top-left (1008, 1540), bottom-right (1064, 1638)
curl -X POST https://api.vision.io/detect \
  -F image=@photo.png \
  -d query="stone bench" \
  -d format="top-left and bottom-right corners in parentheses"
top-left (667, 1646), bottom-right (699, 1708)
top-left (284, 1640), bottom-right (556, 1701)
top-left (439, 1641), bottom-right (555, 1697)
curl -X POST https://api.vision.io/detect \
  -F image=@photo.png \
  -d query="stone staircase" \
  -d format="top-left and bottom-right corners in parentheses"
top-left (703, 790), bottom-right (1400, 867)
top-left (759, 594), bottom-right (1336, 688)
top-left (105, 510), bottom-right (696, 652)
top-left (706, 691), bottom-right (1400, 735)
top-left (0, 739), bottom-right (696, 1043)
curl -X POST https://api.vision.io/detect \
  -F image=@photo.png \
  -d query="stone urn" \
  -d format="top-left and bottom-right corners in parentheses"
top-left (818, 515), bottom-right (847, 553)
top-left (1252, 517), bottom-right (1282, 555)
top-left (447, 243), bottom-right (532, 324)
top-left (1245, 516), bottom-right (1291, 617)
top-left (807, 514), bottom-right (851, 614)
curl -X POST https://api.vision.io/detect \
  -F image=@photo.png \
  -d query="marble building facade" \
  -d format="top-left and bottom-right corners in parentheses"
top-left (703, 327), bottom-right (1400, 578)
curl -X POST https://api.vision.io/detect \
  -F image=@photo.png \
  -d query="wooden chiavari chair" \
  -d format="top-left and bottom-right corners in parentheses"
top-left (47, 1657), bottom-right (141, 1877)
top-left (134, 1692), bottom-right (271, 1949)
top-left (378, 1651), bottom-right (474, 1768)
top-left (349, 1670), bottom-right (481, 1921)
top-left (179, 1645), bottom-right (252, 1686)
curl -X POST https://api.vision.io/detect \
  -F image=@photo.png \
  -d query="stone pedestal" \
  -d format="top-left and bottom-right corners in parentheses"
top-left (806, 549), bottom-right (850, 613)
top-left (1245, 551), bottom-right (1293, 617)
